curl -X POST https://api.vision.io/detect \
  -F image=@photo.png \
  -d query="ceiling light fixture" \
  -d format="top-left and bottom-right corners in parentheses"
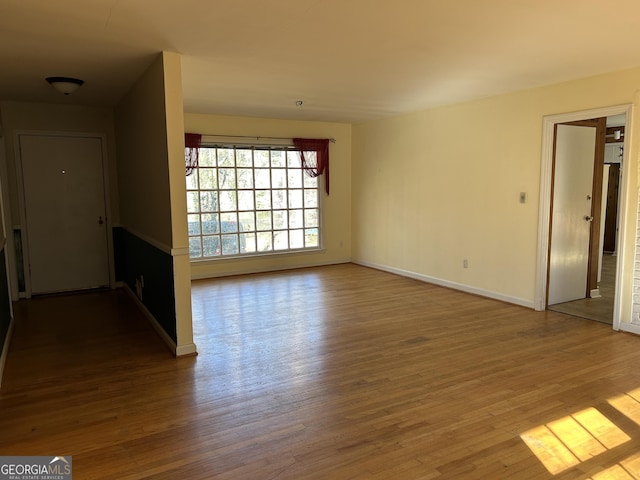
top-left (45, 76), bottom-right (85, 95)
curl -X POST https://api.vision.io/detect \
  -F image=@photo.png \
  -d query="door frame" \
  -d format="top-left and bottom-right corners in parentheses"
top-left (535, 105), bottom-right (631, 330)
top-left (14, 131), bottom-right (115, 298)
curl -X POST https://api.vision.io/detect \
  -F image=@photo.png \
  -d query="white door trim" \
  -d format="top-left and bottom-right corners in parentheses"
top-left (14, 131), bottom-right (115, 297)
top-left (535, 104), bottom-right (632, 332)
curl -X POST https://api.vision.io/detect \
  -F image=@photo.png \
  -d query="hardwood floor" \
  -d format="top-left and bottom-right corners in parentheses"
top-left (2, 264), bottom-right (640, 478)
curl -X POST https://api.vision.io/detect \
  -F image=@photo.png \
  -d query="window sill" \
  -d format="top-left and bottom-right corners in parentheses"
top-left (189, 247), bottom-right (326, 265)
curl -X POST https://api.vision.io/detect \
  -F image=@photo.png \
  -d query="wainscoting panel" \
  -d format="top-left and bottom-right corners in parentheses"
top-left (113, 227), bottom-right (176, 342)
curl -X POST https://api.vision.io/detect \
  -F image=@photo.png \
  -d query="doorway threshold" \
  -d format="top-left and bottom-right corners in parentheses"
top-left (548, 298), bottom-right (613, 325)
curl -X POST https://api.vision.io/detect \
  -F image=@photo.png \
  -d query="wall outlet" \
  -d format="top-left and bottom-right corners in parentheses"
top-left (463, 259), bottom-right (469, 268)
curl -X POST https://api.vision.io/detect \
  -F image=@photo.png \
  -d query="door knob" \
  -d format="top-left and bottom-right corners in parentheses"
top-left (98, 216), bottom-right (104, 225)
top-left (584, 215), bottom-right (594, 222)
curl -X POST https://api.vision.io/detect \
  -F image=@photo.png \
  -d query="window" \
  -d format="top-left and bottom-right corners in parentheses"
top-left (186, 145), bottom-right (321, 259)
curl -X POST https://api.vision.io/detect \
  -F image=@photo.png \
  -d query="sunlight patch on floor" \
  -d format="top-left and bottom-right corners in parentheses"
top-left (608, 388), bottom-right (640, 427)
top-left (589, 453), bottom-right (640, 479)
top-left (520, 407), bottom-right (629, 475)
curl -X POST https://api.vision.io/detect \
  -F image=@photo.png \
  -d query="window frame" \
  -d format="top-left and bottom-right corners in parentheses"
top-left (186, 142), bottom-right (324, 261)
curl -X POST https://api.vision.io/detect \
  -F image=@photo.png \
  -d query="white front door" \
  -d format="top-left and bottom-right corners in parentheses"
top-left (548, 125), bottom-right (595, 305)
top-left (20, 134), bottom-right (110, 294)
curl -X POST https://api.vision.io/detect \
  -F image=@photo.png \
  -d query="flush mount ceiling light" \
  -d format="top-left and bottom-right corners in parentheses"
top-left (45, 76), bottom-right (84, 95)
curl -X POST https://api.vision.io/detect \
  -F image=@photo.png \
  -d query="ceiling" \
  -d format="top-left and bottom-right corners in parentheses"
top-left (2, 0), bottom-right (640, 123)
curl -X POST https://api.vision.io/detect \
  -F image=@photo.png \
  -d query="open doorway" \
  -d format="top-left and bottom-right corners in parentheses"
top-left (535, 105), bottom-right (631, 330)
top-left (547, 115), bottom-right (624, 324)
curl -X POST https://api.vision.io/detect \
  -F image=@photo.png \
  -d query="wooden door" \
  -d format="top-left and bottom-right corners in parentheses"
top-left (20, 134), bottom-right (110, 294)
top-left (603, 163), bottom-right (620, 252)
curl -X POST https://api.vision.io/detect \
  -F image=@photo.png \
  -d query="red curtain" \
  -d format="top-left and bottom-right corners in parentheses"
top-left (185, 133), bottom-right (202, 176)
top-left (292, 138), bottom-right (330, 195)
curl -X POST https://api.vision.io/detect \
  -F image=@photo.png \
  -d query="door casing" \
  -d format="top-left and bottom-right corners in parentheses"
top-left (536, 105), bottom-right (631, 331)
top-left (14, 131), bottom-right (115, 298)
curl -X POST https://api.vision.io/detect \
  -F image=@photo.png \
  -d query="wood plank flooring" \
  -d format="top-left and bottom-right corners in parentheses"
top-left (2, 264), bottom-right (640, 479)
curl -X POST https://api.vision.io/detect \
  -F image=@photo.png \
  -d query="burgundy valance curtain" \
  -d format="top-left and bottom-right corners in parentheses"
top-left (185, 134), bottom-right (331, 195)
top-left (293, 138), bottom-right (330, 195)
top-left (185, 133), bottom-right (202, 176)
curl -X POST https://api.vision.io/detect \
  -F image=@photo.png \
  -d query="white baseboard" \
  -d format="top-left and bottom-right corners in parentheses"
top-left (191, 258), bottom-right (352, 280)
top-left (617, 322), bottom-right (640, 336)
top-left (176, 343), bottom-right (198, 356)
top-left (0, 318), bottom-right (14, 390)
top-left (353, 260), bottom-right (535, 309)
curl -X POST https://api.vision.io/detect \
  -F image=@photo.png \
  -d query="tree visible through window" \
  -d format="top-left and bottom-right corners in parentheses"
top-left (186, 145), bottom-right (321, 259)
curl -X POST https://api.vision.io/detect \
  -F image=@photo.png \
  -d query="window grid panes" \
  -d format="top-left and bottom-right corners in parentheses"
top-left (187, 146), bottom-right (321, 259)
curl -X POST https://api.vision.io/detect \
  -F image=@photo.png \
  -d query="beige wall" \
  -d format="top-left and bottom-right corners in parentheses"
top-left (164, 53), bottom-right (189, 252)
top-left (115, 54), bottom-right (173, 247)
top-left (352, 67), bottom-right (640, 315)
top-left (0, 101), bottom-right (119, 227)
top-left (162, 52), bottom-right (195, 355)
top-left (0, 101), bottom-right (119, 299)
top-left (184, 113), bottom-right (352, 278)
top-left (116, 51), bottom-right (195, 355)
